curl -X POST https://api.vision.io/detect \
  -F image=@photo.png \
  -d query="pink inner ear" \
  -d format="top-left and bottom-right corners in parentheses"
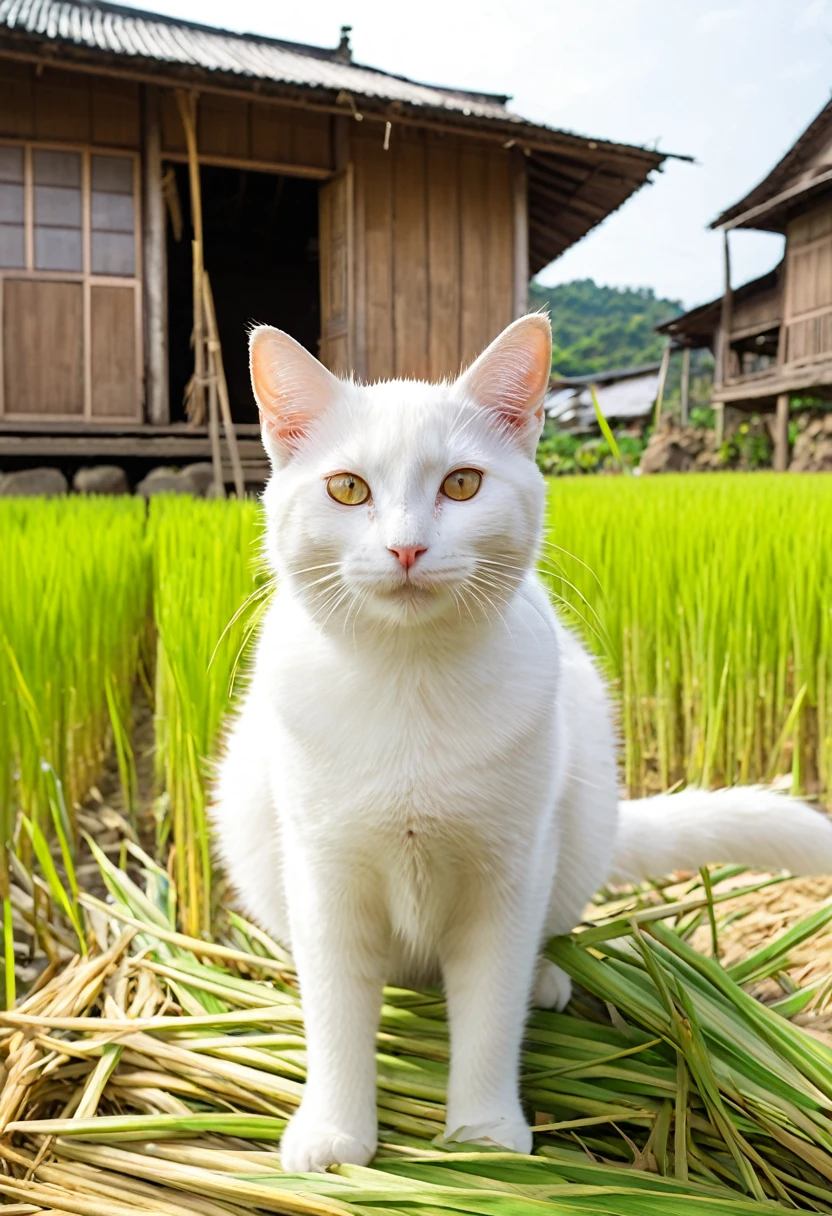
top-left (250, 326), bottom-right (339, 451)
top-left (462, 317), bottom-right (552, 433)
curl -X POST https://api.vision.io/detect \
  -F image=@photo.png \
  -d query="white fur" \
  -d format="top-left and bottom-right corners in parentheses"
top-left (213, 317), bottom-right (832, 1172)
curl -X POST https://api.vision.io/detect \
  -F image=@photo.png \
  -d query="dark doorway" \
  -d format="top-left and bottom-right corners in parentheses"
top-left (167, 163), bottom-right (321, 424)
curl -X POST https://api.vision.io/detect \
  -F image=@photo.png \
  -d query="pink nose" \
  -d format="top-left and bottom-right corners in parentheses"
top-left (388, 545), bottom-right (427, 570)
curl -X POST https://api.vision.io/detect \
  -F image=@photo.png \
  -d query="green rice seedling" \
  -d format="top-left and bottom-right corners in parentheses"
top-left (0, 497), bottom-right (150, 1004)
top-left (150, 496), bottom-right (268, 938)
top-left (541, 473), bottom-right (832, 796)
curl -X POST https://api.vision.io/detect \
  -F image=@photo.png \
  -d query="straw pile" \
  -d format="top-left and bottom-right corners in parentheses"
top-left (4, 841), bottom-right (832, 1214)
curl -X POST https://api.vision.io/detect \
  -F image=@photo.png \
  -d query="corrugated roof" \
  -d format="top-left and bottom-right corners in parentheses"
top-left (711, 97), bottom-right (832, 232)
top-left (0, 0), bottom-right (535, 121)
top-left (0, 0), bottom-right (688, 272)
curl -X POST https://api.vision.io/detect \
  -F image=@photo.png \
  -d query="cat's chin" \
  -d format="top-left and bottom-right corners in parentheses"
top-left (361, 583), bottom-right (455, 627)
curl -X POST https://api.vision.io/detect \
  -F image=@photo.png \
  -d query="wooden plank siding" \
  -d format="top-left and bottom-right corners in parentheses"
top-left (0, 63), bottom-right (140, 148)
top-left (393, 135), bottom-right (429, 380)
top-left (160, 90), bottom-right (333, 172)
top-left (352, 128), bottom-right (516, 383)
top-left (426, 140), bottom-right (461, 380)
top-left (358, 134), bottom-right (395, 380)
top-left (784, 201), bottom-right (832, 365)
top-left (3, 279), bottom-right (85, 414)
top-left (90, 284), bottom-right (138, 417)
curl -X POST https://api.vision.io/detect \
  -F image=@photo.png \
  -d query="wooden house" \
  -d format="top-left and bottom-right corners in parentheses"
top-left (0, 0), bottom-right (678, 480)
top-left (657, 95), bottom-right (832, 470)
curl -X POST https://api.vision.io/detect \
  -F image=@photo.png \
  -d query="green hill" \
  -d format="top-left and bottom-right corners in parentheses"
top-left (528, 278), bottom-right (682, 377)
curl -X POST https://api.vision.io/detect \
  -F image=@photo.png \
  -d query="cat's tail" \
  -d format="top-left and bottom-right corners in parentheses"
top-left (609, 786), bottom-right (832, 885)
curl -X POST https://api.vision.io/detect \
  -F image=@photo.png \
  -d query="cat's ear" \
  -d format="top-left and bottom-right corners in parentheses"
top-left (455, 314), bottom-right (551, 455)
top-left (249, 326), bottom-right (341, 464)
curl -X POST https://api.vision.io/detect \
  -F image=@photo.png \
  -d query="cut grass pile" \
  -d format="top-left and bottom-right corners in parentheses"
top-left (4, 850), bottom-right (832, 1211)
top-left (543, 474), bottom-right (832, 796)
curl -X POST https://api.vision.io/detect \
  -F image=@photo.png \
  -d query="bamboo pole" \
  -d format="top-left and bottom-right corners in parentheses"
top-left (714, 401), bottom-right (725, 448)
top-left (202, 273), bottom-right (245, 499)
top-left (680, 346), bottom-right (691, 427)
top-left (207, 371), bottom-right (224, 498)
top-left (774, 393), bottom-right (790, 472)
top-left (175, 90), bottom-right (206, 426)
top-left (652, 341), bottom-right (671, 428)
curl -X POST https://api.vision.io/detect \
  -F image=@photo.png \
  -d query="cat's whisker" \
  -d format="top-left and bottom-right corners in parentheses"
top-left (464, 575), bottom-right (521, 644)
top-left (318, 584), bottom-right (355, 630)
top-left (485, 552), bottom-right (608, 639)
top-left (299, 571), bottom-right (342, 595)
top-left (539, 537), bottom-right (605, 593)
top-left (289, 560), bottom-right (343, 578)
top-left (460, 579), bottom-right (501, 634)
top-left (210, 578), bottom-right (277, 670)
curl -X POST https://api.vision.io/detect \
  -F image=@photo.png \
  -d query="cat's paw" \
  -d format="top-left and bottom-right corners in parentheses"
top-left (281, 1107), bottom-right (377, 1172)
top-left (444, 1112), bottom-right (532, 1155)
top-left (534, 960), bottom-right (572, 1010)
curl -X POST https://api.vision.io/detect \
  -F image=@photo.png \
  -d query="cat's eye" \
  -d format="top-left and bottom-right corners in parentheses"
top-left (326, 472), bottom-right (370, 506)
top-left (442, 469), bottom-right (482, 501)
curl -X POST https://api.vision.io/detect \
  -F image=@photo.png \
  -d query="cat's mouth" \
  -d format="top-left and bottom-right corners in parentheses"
top-left (375, 579), bottom-right (442, 600)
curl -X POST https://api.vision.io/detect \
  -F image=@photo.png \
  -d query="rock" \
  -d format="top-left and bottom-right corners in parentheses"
top-left (144, 465), bottom-right (180, 483)
top-left (136, 472), bottom-right (187, 498)
top-left (0, 467), bottom-right (68, 497)
top-left (639, 419), bottom-right (700, 473)
top-left (73, 465), bottom-right (128, 495)
top-left (787, 411), bottom-right (832, 470)
top-left (180, 462), bottom-right (217, 496)
top-left (136, 463), bottom-right (224, 498)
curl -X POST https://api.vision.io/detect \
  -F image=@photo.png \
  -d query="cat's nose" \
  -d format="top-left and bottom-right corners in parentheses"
top-left (388, 545), bottom-right (427, 570)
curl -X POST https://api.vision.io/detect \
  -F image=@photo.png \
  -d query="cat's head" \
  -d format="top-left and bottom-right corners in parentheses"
top-left (251, 316), bottom-right (551, 630)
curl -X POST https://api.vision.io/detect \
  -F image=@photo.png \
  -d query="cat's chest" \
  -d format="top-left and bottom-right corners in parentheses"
top-left (268, 631), bottom-right (553, 822)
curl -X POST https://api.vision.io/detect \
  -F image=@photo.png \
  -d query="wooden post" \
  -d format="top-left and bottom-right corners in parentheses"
top-left (333, 115), bottom-right (350, 172)
top-left (774, 392), bottom-right (790, 472)
top-left (512, 150), bottom-right (529, 319)
top-left (653, 341), bottom-right (671, 428)
top-left (720, 230), bottom-right (734, 386)
top-left (176, 90), bottom-right (206, 424)
top-left (142, 85), bottom-right (169, 425)
top-left (714, 401), bottom-right (725, 448)
top-left (680, 345), bottom-right (691, 427)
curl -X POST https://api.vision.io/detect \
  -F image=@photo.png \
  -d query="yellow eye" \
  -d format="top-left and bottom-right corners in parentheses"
top-left (326, 472), bottom-right (370, 506)
top-left (442, 468), bottom-right (482, 501)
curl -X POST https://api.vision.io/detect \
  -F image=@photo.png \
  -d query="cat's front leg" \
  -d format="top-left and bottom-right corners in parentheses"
top-left (441, 877), bottom-right (548, 1154)
top-left (281, 846), bottom-right (388, 1172)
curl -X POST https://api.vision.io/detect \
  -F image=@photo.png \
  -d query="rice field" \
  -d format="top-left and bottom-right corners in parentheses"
top-left (543, 474), bottom-right (832, 797)
top-left (2, 474), bottom-right (832, 1213)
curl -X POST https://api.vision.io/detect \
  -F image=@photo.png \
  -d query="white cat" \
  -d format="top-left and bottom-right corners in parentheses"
top-left (213, 315), bottom-right (832, 1173)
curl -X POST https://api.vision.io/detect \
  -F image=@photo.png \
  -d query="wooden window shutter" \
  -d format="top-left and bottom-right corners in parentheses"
top-left (318, 165), bottom-right (354, 375)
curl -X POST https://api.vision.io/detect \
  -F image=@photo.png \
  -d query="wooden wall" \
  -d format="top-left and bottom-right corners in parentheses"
top-left (160, 92), bottom-right (333, 171)
top-left (0, 62), bottom-right (141, 147)
top-left (351, 126), bottom-right (516, 383)
top-left (0, 61), bottom-right (334, 170)
top-left (730, 285), bottom-right (781, 337)
top-left (784, 201), bottom-right (832, 364)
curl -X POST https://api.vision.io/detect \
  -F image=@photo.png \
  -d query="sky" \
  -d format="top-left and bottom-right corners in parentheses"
top-left (123, 0), bottom-right (832, 309)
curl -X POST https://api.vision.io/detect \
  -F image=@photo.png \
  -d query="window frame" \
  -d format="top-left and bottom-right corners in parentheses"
top-left (0, 138), bottom-right (143, 422)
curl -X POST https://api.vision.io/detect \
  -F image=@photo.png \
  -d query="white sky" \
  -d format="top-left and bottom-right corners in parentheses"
top-left (124, 0), bottom-right (832, 308)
